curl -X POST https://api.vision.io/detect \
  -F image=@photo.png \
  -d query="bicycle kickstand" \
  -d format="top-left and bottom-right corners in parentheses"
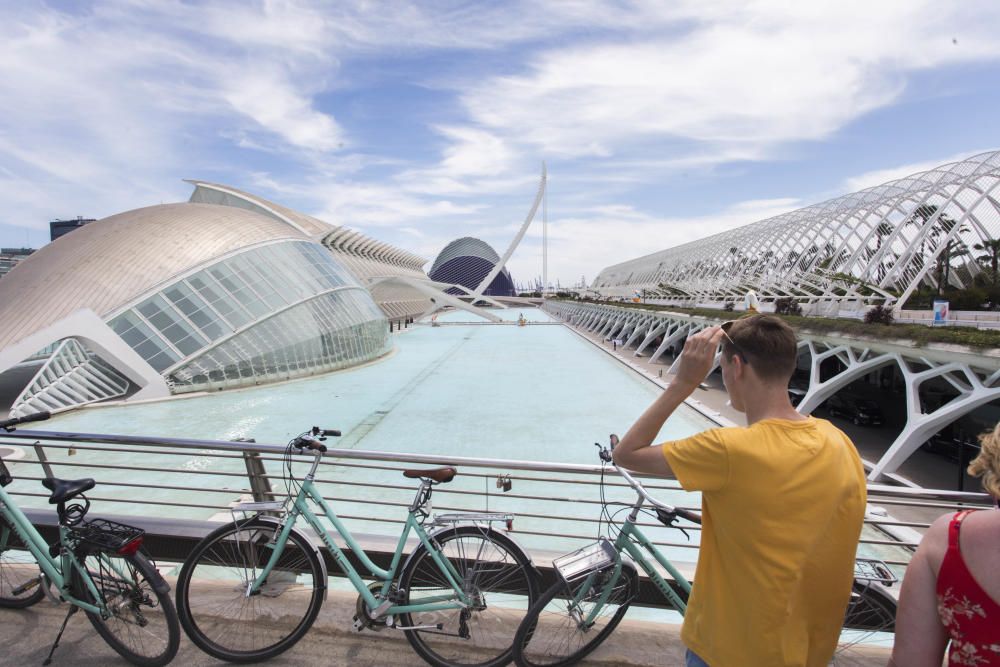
top-left (42, 605), bottom-right (79, 666)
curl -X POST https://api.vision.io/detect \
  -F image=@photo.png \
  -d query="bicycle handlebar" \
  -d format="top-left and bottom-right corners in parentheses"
top-left (294, 435), bottom-right (327, 453)
top-left (0, 411), bottom-right (51, 431)
top-left (595, 440), bottom-right (701, 525)
top-left (615, 466), bottom-right (702, 524)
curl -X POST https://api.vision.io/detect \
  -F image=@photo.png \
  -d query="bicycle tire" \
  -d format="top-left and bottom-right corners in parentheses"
top-left (399, 524), bottom-right (540, 667)
top-left (0, 516), bottom-right (45, 608)
top-left (513, 561), bottom-right (638, 667)
top-left (176, 517), bottom-right (324, 663)
top-left (73, 549), bottom-right (180, 667)
top-left (833, 580), bottom-right (897, 662)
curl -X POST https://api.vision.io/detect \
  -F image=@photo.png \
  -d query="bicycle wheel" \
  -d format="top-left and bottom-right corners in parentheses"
top-left (73, 549), bottom-right (180, 667)
top-left (513, 562), bottom-right (638, 667)
top-left (833, 580), bottom-right (897, 663)
top-left (0, 516), bottom-right (44, 608)
top-left (176, 517), bottom-right (324, 662)
top-left (399, 524), bottom-right (539, 667)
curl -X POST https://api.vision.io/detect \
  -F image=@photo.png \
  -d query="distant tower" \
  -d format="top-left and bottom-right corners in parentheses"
top-left (542, 161), bottom-right (548, 294)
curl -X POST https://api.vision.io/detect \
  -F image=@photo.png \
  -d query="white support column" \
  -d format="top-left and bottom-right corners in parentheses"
top-left (600, 317), bottom-right (622, 339)
top-left (625, 317), bottom-right (655, 348)
top-left (871, 362), bottom-right (1000, 480)
top-left (796, 341), bottom-right (898, 415)
top-left (650, 323), bottom-right (692, 364)
top-left (635, 321), bottom-right (668, 356)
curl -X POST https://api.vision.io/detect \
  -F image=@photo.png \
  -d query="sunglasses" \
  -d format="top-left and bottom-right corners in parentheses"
top-left (719, 320), bottom-right (749, 363)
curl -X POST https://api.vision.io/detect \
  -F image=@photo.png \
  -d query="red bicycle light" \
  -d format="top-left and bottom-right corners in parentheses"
top-left (117, 536), bottom-right (144, 556)
top-left (506, 518), bottom-right (514, 532)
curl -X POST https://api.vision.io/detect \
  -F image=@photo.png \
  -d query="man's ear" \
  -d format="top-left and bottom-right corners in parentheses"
top-left (731, 355), bottom-right (749, 381)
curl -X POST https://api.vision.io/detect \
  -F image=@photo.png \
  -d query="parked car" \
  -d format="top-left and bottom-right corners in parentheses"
top-left (921, 433), bottom-right (981, 462)
top-left (825, 395), bottom-right (883, 426)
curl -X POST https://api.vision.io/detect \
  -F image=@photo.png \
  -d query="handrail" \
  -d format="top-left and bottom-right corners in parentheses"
top-left (0, 428), bottom-right (992, 575)
top-left (3, 428), bottom-right (991, 504)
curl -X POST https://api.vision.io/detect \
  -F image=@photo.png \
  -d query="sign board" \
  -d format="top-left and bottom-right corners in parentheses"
top-left (933, 299), bottom-right (949, 325)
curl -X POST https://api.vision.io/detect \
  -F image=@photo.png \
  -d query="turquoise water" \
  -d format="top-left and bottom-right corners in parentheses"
top-left (5, 307), bottom-right (712, 557)
top-left (41, 307), bottom-right (712, 457)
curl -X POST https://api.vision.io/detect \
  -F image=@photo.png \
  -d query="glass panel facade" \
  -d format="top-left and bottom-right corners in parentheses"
top-left (168, 289), bottom-right (390, 392)
top-left (108, 240), bottom-right (389, 391)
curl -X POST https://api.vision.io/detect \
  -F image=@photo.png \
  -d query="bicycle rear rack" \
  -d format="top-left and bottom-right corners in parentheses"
top-left (853, 558), bottom-right (898, 586)
top-left (552, 538), bottom-right (618, 583)
top-left (430, 512), bottom-right (513, 527)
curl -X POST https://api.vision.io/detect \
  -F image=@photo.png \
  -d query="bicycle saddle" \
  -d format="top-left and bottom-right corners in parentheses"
top-left (403, 467), bottom-right (457, 483)
top-left (42, 477), bottom-right (95, 504)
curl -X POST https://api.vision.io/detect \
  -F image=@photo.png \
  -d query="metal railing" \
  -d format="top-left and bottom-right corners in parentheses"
top-left (1, 428), bottom-right (992, 600)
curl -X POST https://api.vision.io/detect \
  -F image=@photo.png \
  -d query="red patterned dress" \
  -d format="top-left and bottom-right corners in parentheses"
top-left (935, 510), bottom-right (1000, 665)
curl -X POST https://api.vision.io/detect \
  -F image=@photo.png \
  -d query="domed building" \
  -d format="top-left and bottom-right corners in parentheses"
top-left (428, 237), bottom-right (517, 297)
top-left (0, 182), bottom-right (431, 416)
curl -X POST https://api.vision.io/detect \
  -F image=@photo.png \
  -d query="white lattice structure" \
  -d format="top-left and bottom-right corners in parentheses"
top-left (593, 151), bottom-right (1000, 310)
top-left (544, 301), bottom-right (1000, 482)
top-left (10, 338), bottom-right (129, 417)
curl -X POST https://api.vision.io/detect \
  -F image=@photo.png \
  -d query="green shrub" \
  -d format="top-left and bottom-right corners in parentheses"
top-left (774, 297), bottom-right (803, 316)
top-left (863, 304), bottom-right (895, 325)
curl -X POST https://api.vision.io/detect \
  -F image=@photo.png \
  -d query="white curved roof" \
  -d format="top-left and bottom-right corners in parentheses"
top-left (0, 202), bottom-right (308, 349)
top-left (593, 150), bottom-right (1000, 306)
top-left (188, 180), bottom-right (428, 271)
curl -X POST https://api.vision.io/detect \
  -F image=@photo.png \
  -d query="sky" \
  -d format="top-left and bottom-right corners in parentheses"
top-left (2, 1), bottom-right (1000, 289)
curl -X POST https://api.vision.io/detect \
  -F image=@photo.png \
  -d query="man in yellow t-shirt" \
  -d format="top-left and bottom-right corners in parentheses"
top-left (613, 315), bottom-right (866, 667)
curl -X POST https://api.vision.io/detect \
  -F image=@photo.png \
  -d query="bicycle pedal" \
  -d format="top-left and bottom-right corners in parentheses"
top-left (351, 615), bottom-right (365, 633)
top-left (11, 576), bottom-right (41, 596)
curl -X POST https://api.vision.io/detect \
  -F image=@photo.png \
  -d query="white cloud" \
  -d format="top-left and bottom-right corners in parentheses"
top-left (221, 67), bottom-right (344, 151)
top-left (454, 2), bottom-right (1000, 165)
top-left (841, 149), bottom-right (995, 192)
top-left (503, 196), bottom-right (801, 286)
top-left (1, 0), bottom-right (999, 287)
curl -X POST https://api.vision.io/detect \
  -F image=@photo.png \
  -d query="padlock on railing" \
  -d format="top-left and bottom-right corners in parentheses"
top-left (495, 474), bottom-right (512, 492)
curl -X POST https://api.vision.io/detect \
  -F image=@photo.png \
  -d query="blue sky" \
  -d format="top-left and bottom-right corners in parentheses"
top-left (2, 1), bottom-right (1000, 288)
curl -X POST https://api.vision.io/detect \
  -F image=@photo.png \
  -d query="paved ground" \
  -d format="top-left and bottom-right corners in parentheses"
top-left (0, 589), bottom-right (890, 666)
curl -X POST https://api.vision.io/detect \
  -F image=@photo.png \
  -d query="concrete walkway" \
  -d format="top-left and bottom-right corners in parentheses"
top-left (0, 589), bottom-right (891, 666)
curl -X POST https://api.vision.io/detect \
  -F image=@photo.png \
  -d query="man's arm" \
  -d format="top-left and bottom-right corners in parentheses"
top-left (612, 326), bottom-right (725, 475)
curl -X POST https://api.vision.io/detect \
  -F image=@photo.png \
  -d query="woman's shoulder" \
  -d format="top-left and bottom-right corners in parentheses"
top-left (918, 512), bottom-right (955, 573)
top-left (959, 509), bottom-right (1000, 549)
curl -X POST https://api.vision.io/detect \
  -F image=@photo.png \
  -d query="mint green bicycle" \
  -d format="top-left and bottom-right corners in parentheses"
top-left (512, 437), bottom-right (698, 667)
top-left (175, 426), bottom-right (540, 666)
top-left (0, 411), bottom-right (180, 666)
top-left (512, 438), bottom-right (898, 666)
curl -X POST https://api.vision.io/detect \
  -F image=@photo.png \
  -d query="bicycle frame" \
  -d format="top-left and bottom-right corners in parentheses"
top-left (564, 512), bottom-right (693, 631)
top-left (0, 484), bottom-right (112, 616)
top-left (246, 456), bottom-right (476, 617)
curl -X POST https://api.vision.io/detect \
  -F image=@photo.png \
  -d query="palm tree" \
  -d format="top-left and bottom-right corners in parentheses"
top-left (973, 239), bottom-right (1000, 286)
top-left (872, 221), bottom-right (893, 282)
top-left (908, 204), bottom-right (969, 293)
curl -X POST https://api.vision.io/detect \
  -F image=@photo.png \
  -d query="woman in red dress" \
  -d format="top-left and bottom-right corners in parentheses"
top-left (891, 423), bottom-right (1000, 665)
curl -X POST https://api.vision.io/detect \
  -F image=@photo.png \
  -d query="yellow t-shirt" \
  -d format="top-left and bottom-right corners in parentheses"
top-left (661, 417), bottom-right (866, 667)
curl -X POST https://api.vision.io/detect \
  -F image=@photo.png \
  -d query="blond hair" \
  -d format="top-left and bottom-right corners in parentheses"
top-left (968, 423), bottom-right (1000, 498)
